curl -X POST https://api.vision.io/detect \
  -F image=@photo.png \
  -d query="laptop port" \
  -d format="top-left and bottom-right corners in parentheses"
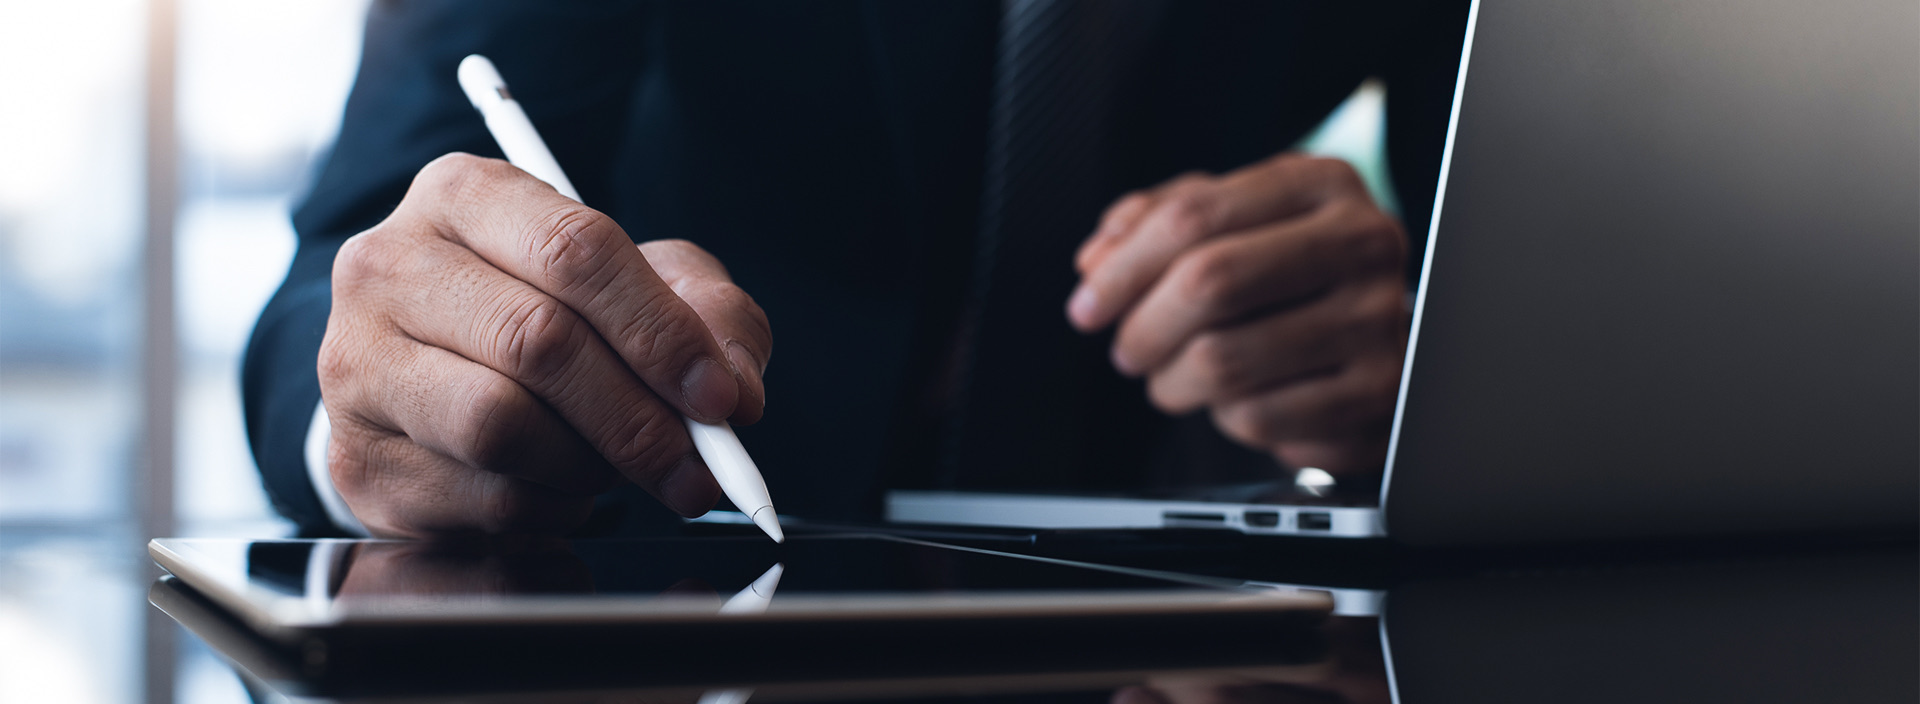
top-left (1163, 511), bottom-right (1227, 523)
top-left (1297, 511), bottom-right (1333, 531)
top-left (1243, 510), bottom-right (1281, 528)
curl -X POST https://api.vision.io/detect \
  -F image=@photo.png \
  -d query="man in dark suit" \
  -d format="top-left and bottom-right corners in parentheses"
top-left (244, 0), bottom-right (1471, 537)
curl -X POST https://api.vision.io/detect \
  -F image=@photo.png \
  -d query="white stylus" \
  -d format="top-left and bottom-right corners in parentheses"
top-left (457, 54), bottom-right (784, 543)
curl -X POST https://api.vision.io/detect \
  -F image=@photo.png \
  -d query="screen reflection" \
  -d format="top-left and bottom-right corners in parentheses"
top-left (252, 534), bottom-right (1235, 610)
top-left (330, 538), bottom-right (595, 599)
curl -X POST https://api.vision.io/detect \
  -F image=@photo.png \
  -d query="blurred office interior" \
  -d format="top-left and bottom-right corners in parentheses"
top-left (1, 2), bottom-right (366, 701)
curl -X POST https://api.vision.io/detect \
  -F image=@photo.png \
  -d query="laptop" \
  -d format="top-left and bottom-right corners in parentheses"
top-left (888, 0), bottom-right (1919, 546)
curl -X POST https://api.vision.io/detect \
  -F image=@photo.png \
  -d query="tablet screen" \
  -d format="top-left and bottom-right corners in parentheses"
top-left (153, 534), bottom-right (1311, 630)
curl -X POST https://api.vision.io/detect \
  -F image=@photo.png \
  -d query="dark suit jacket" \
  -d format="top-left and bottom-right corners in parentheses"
top-left (243, 0), bottom-right (1471, 536)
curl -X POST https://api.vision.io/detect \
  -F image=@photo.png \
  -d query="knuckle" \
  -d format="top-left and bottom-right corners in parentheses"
top-left (528, 206), bottom-right (624, 296)
top-left (1105, 191), bottom-right (1151, 221)
top-left (718, 283), bottom-right (773, 344)
top-left (681, 277), bottom-right (748, 315)
top-left (1187, 333), bottom-right (1241, 390)
top-left (1156, 189), bottom-right (1218, 245)
top-left (1145, 376), bottom-right (1187, 415)
top-left (1353, 282), bottom-right (1409, 332)
top-left (414, 152), bottom-right (499, 200)
top-left (646, 237), bottom-right (702, 260)
top-left (324, 425), bottom-right (413, 533)
top-left (1211, 402), bottom-right (1274, 448)
top-left (608, 286), bottom-right (699, 377)
top-left (316, 330), bottom-right (351, 391)
top-left (317, 325), bottom-right (389, 406)
top-left (1169, 170), bottom-right (1212, 189)
top-left (1316, 205), bottom-right (1403, 273)
top-left (325, 432), bottom-right (373, 495)
top-left (1260, 152), bottom-right (1311, 181)
top-left (452, 377), bottom-right (533, 470)
top-left (331, 231), bottom-right (392, 295)
top-left (603, 410), bottom-right (681, 476)
top-left (1354, 211), bottom-right (1408, 267)
top-left (1171, 248), bottom-right (1241, 310)
top-left (1311, 156), bottom-right (1366, 192)
top-left (491, 295), bottom-right (584, 387)
top-left (640, 238), bottom-right (729, 283)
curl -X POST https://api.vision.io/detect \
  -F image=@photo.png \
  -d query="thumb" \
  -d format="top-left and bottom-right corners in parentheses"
top-left (638, 239), bottom-right (772, 424)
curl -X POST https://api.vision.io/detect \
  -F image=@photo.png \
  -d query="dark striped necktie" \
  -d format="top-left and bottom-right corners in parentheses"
top-left (978, 0), bottom-right (1130, 253)
top-left (943, 0), bottom-right (1158, 488)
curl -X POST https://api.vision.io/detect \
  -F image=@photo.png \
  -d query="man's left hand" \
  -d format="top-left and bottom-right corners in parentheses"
top-left (1068, 153), bottom-right (1411, 477)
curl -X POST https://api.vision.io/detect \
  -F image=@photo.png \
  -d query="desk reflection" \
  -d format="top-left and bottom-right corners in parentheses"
top-left (1114, 615), bottom-right (1389, 704)
top-left (159, 540), bottom-right (1915, 704)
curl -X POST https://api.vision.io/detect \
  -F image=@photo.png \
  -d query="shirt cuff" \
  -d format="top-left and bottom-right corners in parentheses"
top-left (305, 400), bottom-right (370, 536)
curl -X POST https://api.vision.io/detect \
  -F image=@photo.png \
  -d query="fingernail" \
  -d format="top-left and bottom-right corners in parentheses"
top-left (724, 341), bottom-right (764, 409)
top-left (1067, 285), bottom-right (1099, 329)
top-left (660, 454), bottom-right (719, 517)
top-left (680, 357), bottom-right (738, 422)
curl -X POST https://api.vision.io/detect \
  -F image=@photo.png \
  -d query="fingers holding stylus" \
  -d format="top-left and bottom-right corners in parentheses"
top-left (403, 154), bottom-right (748, 425)
top-left (331, 224), bottom-right (723, 516)
top-left (316, 59), bottom-right (780, 537)
top-left (455, 56), bottom-right (780, 542)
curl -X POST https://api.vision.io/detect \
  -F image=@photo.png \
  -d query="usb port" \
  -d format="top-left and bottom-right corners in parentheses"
top-left (1297, 512), bottom-right (1333, 531)
top-left (1243, 510), bottom-right (1281, 528)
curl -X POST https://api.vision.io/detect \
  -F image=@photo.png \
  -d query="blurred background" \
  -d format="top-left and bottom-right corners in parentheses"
top-left (0, 2), bottom-right (1393, 701)
top-left (1, 1), bottom-right (366, 701)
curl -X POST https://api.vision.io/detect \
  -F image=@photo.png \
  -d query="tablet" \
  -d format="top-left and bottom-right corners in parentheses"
top-left (151, 534), bottom-right (1331, 693)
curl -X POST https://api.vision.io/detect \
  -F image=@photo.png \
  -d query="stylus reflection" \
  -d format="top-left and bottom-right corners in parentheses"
top-left (719, 562), bottom-right (785, 614)
top-left (698, 562), bottom-right (785, 704)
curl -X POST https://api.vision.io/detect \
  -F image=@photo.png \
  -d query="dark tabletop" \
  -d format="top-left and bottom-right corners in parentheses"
top-left (151, 527), bottom-right (1917, 704)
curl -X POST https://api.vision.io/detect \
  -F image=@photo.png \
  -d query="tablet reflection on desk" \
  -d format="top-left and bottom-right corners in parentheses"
top-left (1112, 615), bottom-right (1389, 704)
top-left (161, 538), bottom-right (1914, 704)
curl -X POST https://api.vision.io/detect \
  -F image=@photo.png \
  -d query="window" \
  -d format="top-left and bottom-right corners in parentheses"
top-left (0, 2), bottom-right (367, 701)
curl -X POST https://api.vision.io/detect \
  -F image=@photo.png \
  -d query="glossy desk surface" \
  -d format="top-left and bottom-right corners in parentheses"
top-left (150, 528), bottom-right (1916, 704)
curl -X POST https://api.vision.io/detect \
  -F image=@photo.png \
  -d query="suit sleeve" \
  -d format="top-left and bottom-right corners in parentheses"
top-left (242, 0), bottom-right (653, 535)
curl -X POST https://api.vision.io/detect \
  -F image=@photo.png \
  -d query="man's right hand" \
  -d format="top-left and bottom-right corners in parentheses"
top-left (318, 153), bottom-right (771, 537)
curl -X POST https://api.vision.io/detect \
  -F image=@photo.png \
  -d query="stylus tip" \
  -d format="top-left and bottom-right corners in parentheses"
top-left (750, 505), bottom-right (784, 543)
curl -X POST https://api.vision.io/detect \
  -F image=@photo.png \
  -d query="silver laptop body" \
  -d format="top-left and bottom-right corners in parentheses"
top-left (889, 0), bottom-right (1919, 546)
